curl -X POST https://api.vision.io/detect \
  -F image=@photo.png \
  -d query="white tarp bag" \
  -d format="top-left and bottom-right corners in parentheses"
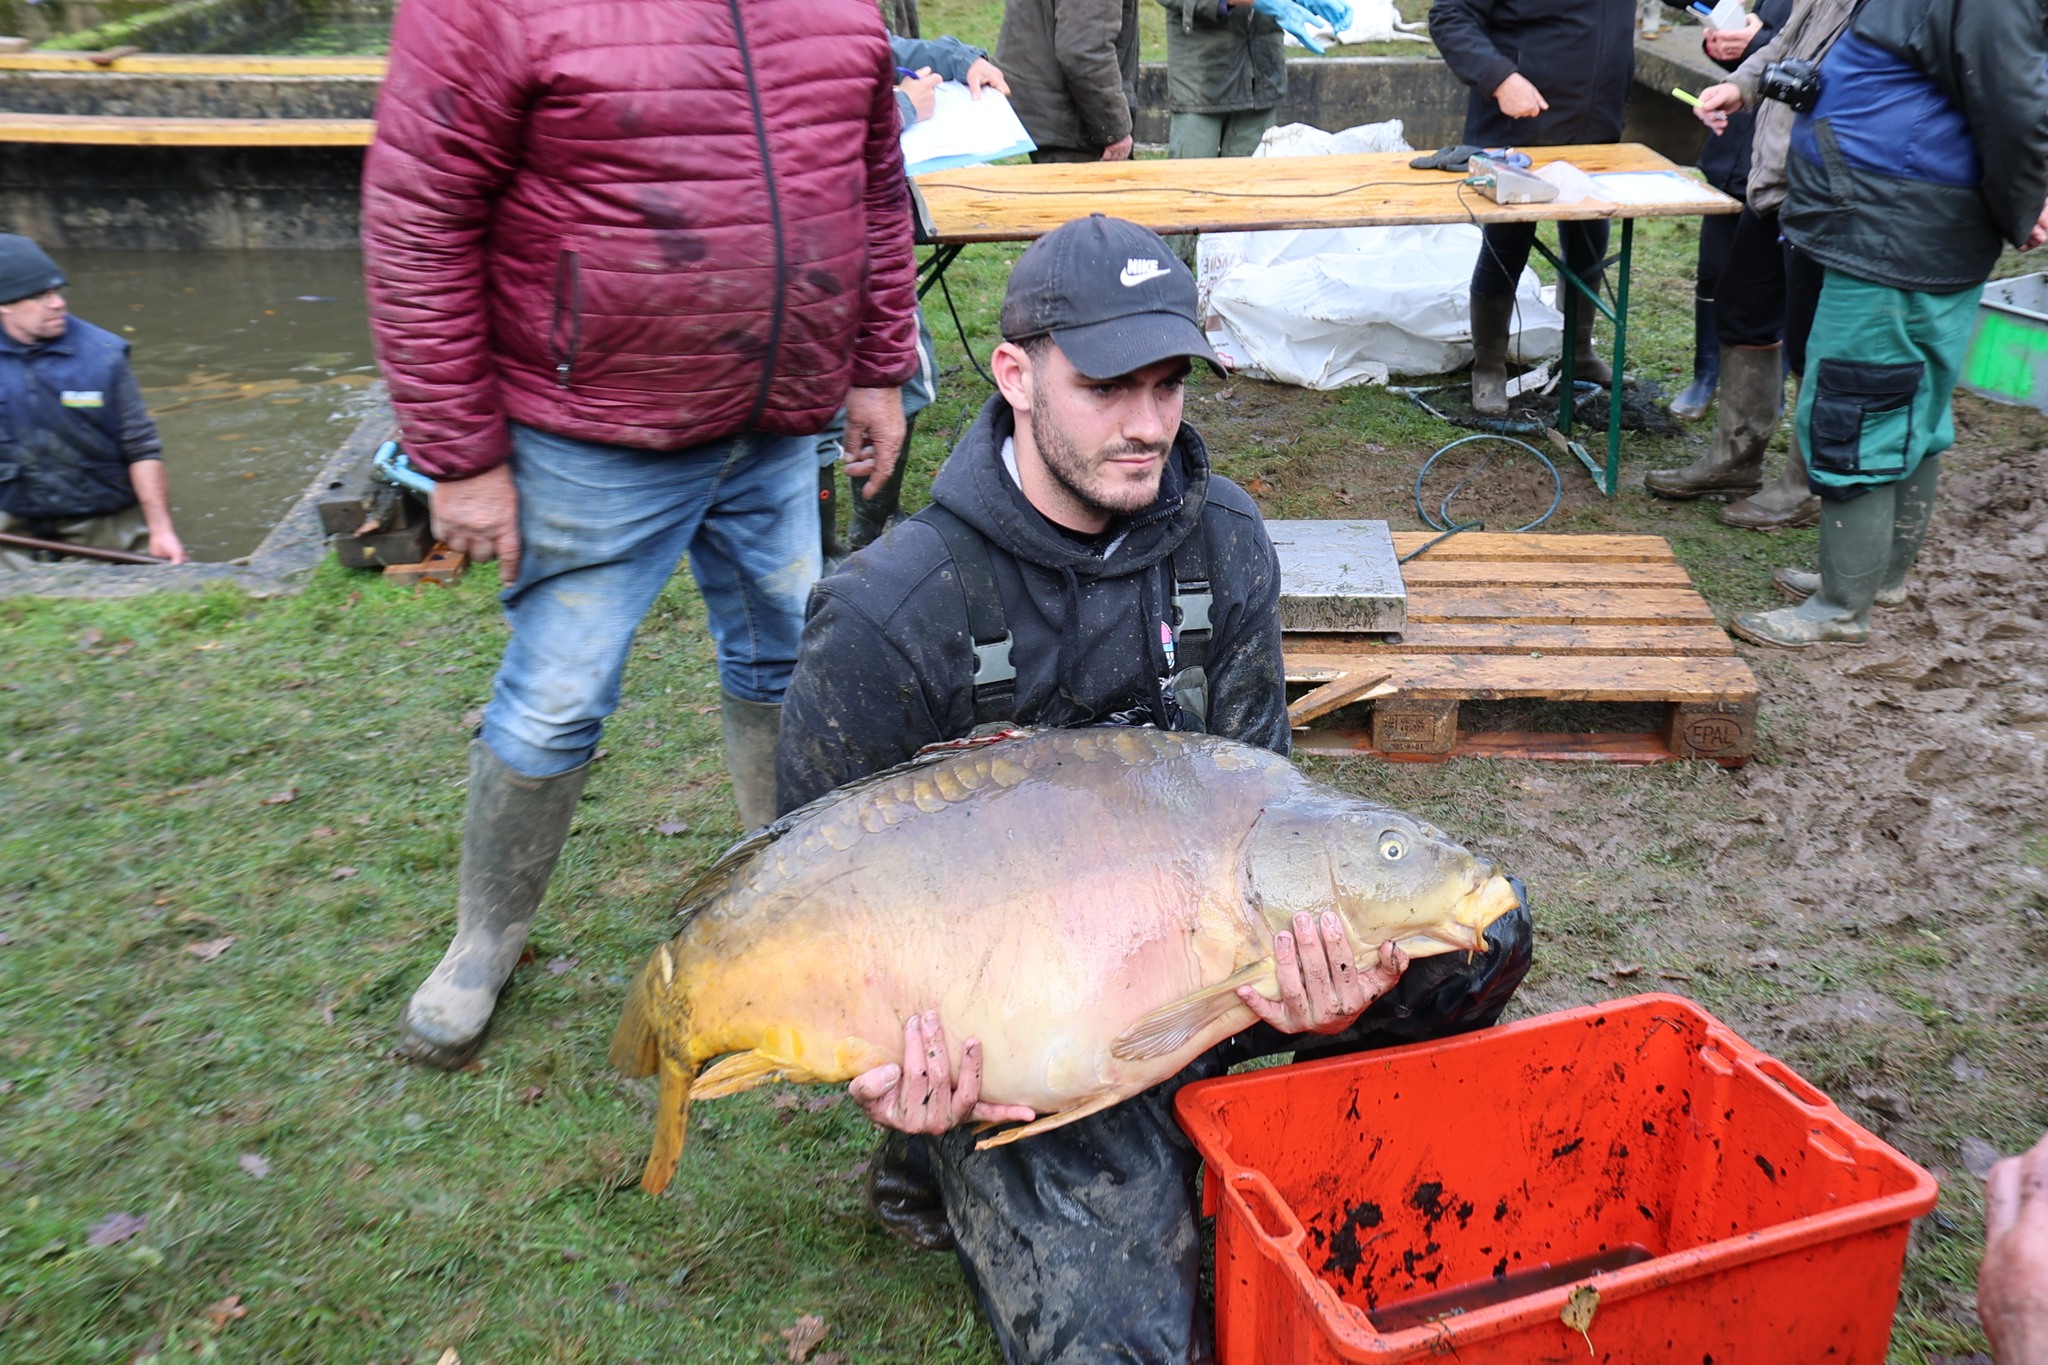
top-left (1198, 121), bottom-right (1563, 390)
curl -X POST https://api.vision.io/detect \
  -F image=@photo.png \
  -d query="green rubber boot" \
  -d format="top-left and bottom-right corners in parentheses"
top-left (399, 742), bottom-right (590, 1068)
top-left (849, 411), bottom-right (915, 552)
top-left (1720, 376), bottom-right (1821, 529)
top-left (1770, 455), bottom-right (1938, 608)
top-left (720, 691), bottom-right (783, 832)
top-left (1645, 344), bottom-right (1780, 500)
top-left (1731, 484), bottom-right (1895, 648)
top-left (818, 463), bottom-right (847, 567)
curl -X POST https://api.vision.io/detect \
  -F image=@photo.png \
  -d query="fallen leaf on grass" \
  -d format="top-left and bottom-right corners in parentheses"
top-left (258, 788), bottom-right (298, 806)
top-left (459, 1058), bottom-right (487, 1075)
top-left (693, 703), bottom-right (721, 715)
top-left (186, 936), bottom-right (236, 961)
top-left (546, 956), bottom-right (579, 975)
top-left (1242, 476), bottom-right (1275, 497)
top-left (435, 1351), bottom-right (461, 1365)
top-left (1611, 964), bottom-right (1643, 978)
top-left (460, 709), bottom-right (484, 730)
top-left (78, 628), bottom-right (103, 650)
top-left (310, 826), bottom-right (335, 838)
top-left (815, 1355), bottom-right (848, 1365)
top-left (654, 820), bottom-right (689, 836)
top-left (205, 1294), bottom-right (247, 1331)
top-left (781, 1314), bottom-right (829, 1362)
top-left (329, 866), bottom-right (359, 881)
top-left (238, 1153), bottom-right (272, 1179)
top-left (87, 1212), bottom-right (147, 1247)
top-left (519, 1086), bottom-right (546, 1105)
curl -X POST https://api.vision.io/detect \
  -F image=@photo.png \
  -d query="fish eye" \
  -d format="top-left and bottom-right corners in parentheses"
top-left (1379, 833), bottom-right (1406, 861)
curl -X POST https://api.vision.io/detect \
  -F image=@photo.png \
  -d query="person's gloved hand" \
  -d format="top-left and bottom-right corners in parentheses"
top-left (1298, 0), bottom-right (1351, 38)
top-left (1252, 0), bottom-right (1335, 53)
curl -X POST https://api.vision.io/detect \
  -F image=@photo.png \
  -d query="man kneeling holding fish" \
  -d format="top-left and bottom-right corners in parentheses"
top-left (612, 216), bottom-right (1532, 1363)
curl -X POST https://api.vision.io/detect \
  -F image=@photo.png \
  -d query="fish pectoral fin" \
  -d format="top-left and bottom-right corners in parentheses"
top-left (974, 1092), bottom-right (1125, 1150)
top-left (1110, 959), bottom-right (1274, 1063)
top-left (690, 1050), bottom-right (791, 1100)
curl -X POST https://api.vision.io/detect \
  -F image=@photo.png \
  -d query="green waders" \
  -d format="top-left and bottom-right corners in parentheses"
top-left (1731, 269), bottom-right (1979, 649)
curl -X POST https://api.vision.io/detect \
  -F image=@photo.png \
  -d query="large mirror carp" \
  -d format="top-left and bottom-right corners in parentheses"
top-left (612, 726), bottom-right (1522, 1194)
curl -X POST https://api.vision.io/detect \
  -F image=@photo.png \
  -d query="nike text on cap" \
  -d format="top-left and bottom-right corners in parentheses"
top-left (999, 213), bottom-right (1224, 379)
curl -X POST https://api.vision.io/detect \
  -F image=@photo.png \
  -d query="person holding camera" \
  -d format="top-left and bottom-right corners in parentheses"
top-left (1645, 0), bottom-right (1856, 528)
top-left (1728, 0), bottom-right (2048, 649)
top-left (1667, 0), bottom-right (1791, 424)
top-left (1428, 0), bottom-right (1636, 418)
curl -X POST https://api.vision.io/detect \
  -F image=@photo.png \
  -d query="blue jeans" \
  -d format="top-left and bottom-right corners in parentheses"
top-left (482, 423), bottom-right (821, 778)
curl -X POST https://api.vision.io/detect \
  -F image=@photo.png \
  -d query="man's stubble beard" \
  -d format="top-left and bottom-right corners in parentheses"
top-left (1029, 370), bottom-right (1170, 523)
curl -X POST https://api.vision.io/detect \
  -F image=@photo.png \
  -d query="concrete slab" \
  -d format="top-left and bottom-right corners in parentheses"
top-left (1267, 519), bottom-right (1406, 634)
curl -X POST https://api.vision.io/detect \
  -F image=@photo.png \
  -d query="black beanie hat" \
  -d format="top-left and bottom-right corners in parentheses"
top-left (0, 234), bottom-right (65, 305)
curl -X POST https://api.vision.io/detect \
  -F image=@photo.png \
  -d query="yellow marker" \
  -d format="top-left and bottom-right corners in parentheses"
top-left (1671, 87), bottom-right (1703, 108)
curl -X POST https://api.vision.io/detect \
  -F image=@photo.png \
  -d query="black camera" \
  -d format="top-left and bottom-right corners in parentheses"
top-left (1757, 57), bottom-right (1821, 112)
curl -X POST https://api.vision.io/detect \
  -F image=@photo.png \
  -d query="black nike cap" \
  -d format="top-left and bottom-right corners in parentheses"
top-left (998, 214), bottom-right (1224, 379)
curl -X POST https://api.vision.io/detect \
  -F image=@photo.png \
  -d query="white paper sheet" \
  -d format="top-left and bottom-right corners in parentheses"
top-left (1586, 170), bottom-right (1729, 206)
top-left (900, 82), bottom-right (1035, 177)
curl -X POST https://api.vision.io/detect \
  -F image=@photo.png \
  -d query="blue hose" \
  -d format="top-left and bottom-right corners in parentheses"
top-left (373, 440), bottom-right (436, 496)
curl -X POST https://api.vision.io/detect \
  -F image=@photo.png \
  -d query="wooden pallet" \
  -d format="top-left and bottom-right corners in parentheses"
top-left (1284, 533), bottom-right (1757, 766)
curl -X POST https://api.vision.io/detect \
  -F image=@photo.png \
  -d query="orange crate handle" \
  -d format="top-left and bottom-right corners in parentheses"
top-left (1224, 1169), bottom-right (1307, 1253)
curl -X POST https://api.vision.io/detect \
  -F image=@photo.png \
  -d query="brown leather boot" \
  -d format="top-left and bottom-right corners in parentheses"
top-left (1644, 344), bottom-right (1780, 500)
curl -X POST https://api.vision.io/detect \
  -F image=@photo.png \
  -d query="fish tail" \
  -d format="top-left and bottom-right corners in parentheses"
top-left (609, 947), bottom-right (699, 1196)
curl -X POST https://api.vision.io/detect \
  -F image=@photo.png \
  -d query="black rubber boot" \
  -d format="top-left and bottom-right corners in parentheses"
top-left (398, 742), bottom-right (590, 1068)
top-left (848, 411), bottom-right (915, 552)
top-left (719, 691), bottom-right (782, 831)
top-left (818, 464), bottom-right (847, 567)
top-left (1469, 292), bottom-right (1515, 417)
top-left (1669, 295), bottom-right (1719, 420)
top-left (1563, 282), bottom-right (1613, 388)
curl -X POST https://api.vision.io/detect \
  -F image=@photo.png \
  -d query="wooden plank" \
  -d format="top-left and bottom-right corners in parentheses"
top-left (916, 144), bottom-right (1741, 242)
top-left (1387, 532), bottom-right (1679, 563)
top-left (0, 113), bottom-right (373, 146)
top-left (1286, 652), bottom-right (1757, 703)
top-left (1397, 560), bottom-right (1696, 588)
top-left (0, 53), bottom-right (388, 75)
top-left (1285, 623), bottom-right (1737, 660)
top-left (1295, 729), bottom-right (1689, 765)
top-left (1407, 587), bottom-right (1721, 625)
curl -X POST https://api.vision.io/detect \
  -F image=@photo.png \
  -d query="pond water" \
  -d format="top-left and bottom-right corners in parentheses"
top-left (59, 250), bottom-right (382, 563)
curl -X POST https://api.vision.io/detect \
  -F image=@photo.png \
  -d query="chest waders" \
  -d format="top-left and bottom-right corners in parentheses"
top-left (913, 502), bottom-right (1214, 728)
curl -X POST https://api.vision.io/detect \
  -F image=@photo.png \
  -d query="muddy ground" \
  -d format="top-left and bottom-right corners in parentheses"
top-left (1158, 371), bottom-right (2048, 1356)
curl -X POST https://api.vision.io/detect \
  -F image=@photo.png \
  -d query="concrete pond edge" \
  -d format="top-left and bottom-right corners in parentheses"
top-left (1, 397), bottom-right (398, 601)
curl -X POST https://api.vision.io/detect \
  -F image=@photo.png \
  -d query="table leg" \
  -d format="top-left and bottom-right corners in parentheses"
top-left (916, 243), bottom-right (964, 301)
top-left (1602, 218), bottom-right (1634, 497)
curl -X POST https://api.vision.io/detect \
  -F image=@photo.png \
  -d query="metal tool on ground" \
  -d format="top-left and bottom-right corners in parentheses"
top-left (0, 529), bottom-right (168, 565)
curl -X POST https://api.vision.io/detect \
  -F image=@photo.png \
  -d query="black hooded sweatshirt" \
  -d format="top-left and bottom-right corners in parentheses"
top-left (775, 393), bottom-right (1288, 814)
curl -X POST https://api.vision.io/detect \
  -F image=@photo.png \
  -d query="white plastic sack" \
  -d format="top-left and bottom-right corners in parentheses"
top-left (1205, 224), bottom-right (1561, 389)
top-left (1196, 119), bottom-right (1561, 389)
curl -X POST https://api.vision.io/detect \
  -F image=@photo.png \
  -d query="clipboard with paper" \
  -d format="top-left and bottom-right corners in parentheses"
top-left (900, 81), bottom-right (1035, 177)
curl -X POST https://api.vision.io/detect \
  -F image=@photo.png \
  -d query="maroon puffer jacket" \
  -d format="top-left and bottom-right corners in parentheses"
top-left (361, 0), bottom-right (920, 480)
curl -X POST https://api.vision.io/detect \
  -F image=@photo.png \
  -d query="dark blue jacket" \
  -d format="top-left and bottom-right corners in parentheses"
top-left (0, 316), bottom-right (161, 522)
top-left (1782, 0), bottom-right (2048, 292)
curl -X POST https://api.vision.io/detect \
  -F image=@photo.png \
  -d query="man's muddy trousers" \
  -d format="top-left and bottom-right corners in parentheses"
top-left (919, 894), bottom-right (1535, 1364)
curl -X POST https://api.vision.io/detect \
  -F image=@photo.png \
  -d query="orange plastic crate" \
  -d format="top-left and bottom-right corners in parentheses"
top-left (1176, 994), bottom-right (1937, 1363)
